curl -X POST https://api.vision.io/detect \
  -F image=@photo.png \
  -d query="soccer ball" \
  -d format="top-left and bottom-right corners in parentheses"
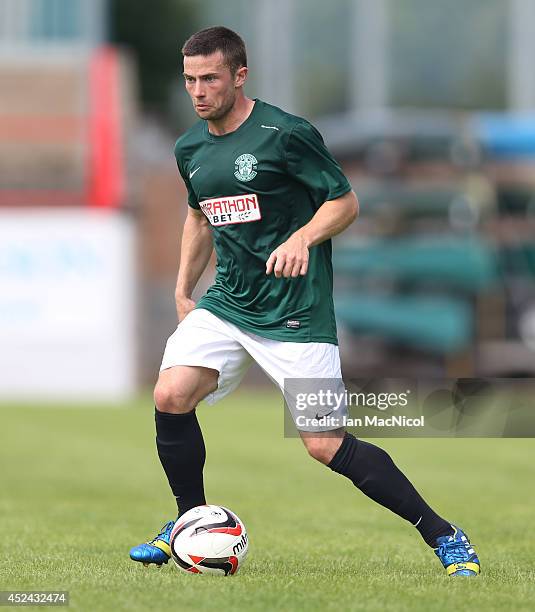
top-left (169, 505), bottom-right (248, 576)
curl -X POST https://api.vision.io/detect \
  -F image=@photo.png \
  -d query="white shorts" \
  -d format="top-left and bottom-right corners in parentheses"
top-left (160, 309), bottom-right (347, 432)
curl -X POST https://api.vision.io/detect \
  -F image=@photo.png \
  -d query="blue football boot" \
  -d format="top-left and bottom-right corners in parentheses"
top-left (129, 520), bottom-right (175, 567)
top-left (434, 525), bottom-right (481, 576)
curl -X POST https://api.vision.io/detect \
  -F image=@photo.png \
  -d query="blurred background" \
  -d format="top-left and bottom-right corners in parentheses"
top-left (1, 0), bottom-right (535, 402)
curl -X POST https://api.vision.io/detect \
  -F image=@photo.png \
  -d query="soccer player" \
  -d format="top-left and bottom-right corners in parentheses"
top-left (130, 26), bottom-right (480, 577)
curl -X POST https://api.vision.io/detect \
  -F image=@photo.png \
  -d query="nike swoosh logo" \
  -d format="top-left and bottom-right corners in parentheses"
top-left (315, 411), bottom-right (333, 420)
top-left (189, 167), bottom-right (201, 179)
top-left (261, 125), bottom-right (279, 131)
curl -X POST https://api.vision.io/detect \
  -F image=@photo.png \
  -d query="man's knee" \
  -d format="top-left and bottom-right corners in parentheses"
top-left (154, 366), bottom-right (219, 414)
top-left (302, 431), bottom-right (344, 465)
top-left (154, 379), bottom-right (194, 413)
top-left (154, 377), bottom-right (211, 414)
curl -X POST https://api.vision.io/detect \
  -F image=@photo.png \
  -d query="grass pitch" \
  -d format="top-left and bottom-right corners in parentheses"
top-left (1, 390), bottom-right (534, 611)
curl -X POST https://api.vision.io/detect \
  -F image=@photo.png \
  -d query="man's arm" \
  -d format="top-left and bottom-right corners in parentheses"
top-left (175, 207), bottom-right (213, 320)
top-left (266, 189), bottom-right (359, 278)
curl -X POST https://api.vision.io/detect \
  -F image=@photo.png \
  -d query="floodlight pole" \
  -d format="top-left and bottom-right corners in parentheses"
top-left (84, 0), bottom-right (107, 46)
top-left (508, 0), bottom-right (535, 111)
top-left (255, 0), bottom-right (296, 114)
top-left (350, 0), bottom-right (389, 113)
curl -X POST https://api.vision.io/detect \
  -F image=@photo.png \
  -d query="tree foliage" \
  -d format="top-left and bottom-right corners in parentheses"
top-left (110, 0), bottom-right (196, 114)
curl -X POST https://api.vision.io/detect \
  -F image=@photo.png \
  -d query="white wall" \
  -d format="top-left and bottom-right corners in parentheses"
top-left (0, 209), bottom-right (136, 401)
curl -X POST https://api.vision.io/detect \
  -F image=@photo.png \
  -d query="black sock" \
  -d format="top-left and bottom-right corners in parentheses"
top-left (155, 408), bottom-right (206, 517)
top-left (328, 432), bottom-right (453, 547)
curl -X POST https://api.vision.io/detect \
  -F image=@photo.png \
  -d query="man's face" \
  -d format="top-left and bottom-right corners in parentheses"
top-left (183, 51), bottom-right (247, 121)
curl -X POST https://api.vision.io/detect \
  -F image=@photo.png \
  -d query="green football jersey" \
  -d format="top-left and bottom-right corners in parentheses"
top-left (174, 99), bottom-right (352, 344)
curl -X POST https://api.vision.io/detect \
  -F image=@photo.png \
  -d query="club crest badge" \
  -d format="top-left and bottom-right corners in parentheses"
top-left (234, 153), bottom-right (258, 182)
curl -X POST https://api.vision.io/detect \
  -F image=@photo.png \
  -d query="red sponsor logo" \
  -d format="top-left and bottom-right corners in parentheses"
top-left (199, 194), bottom-right (261, 226)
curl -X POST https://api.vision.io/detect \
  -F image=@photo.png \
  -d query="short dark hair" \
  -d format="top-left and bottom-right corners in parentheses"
top-left (181, 26), bottom-right (247, 74)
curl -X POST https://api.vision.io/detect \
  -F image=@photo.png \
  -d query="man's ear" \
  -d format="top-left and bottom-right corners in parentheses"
top-left (234, 66), bottom-right (248, 88)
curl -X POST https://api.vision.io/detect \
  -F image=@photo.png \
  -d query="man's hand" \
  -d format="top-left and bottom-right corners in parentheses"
top-left (266, 191), bottom-right (358, 279)
top-left (266, 233), bottom-right (309, 278)
top-left (174, 208), bottom-right (212, 322)
top-left (175, 295), bottom-right (196, 322)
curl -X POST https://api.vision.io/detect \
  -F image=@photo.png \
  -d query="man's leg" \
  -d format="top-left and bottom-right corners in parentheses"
top-left (130, 309), bottom-right (252, 566)
top-left (301, 429), bottom-right (481, 576)
top-left (235, 335), bottom-right (452, 546)
top-left (129, 365), bottom-right (218, 566)
top-left (231, 329), bottom-right (479, 575)
top-left (153, 365), bottom-right (218, 516)
top-left (300, 429), bottom-right (453, 548)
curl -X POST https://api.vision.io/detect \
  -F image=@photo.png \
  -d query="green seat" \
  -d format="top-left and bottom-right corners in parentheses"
top-left (334, 238), bottom-right (498, 291)
top-left (335, 294), bottom-right (472, 354)
top-left (356, 184), bottom-right (460, 218)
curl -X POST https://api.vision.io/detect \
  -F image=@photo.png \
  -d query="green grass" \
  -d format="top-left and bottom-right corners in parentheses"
top-left (1, 390), bottom-right (534, 611)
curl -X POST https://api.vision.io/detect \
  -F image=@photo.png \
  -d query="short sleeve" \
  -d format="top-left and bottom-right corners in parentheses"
top-left (285, 121), bottom-right (351, 204)
top-left (175, 147), bottom-right (200, 210)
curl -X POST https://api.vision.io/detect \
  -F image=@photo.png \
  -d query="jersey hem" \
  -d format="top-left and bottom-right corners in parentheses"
top-left (194, 304), bottom-right (339, 346)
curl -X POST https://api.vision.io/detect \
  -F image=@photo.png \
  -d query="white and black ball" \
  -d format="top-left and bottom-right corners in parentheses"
top-left (170, 505), bottom-right (248, 576)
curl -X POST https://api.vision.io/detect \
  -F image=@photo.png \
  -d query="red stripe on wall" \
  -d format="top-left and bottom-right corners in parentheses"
top-left (88, 47), bottom-right (124, 208)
